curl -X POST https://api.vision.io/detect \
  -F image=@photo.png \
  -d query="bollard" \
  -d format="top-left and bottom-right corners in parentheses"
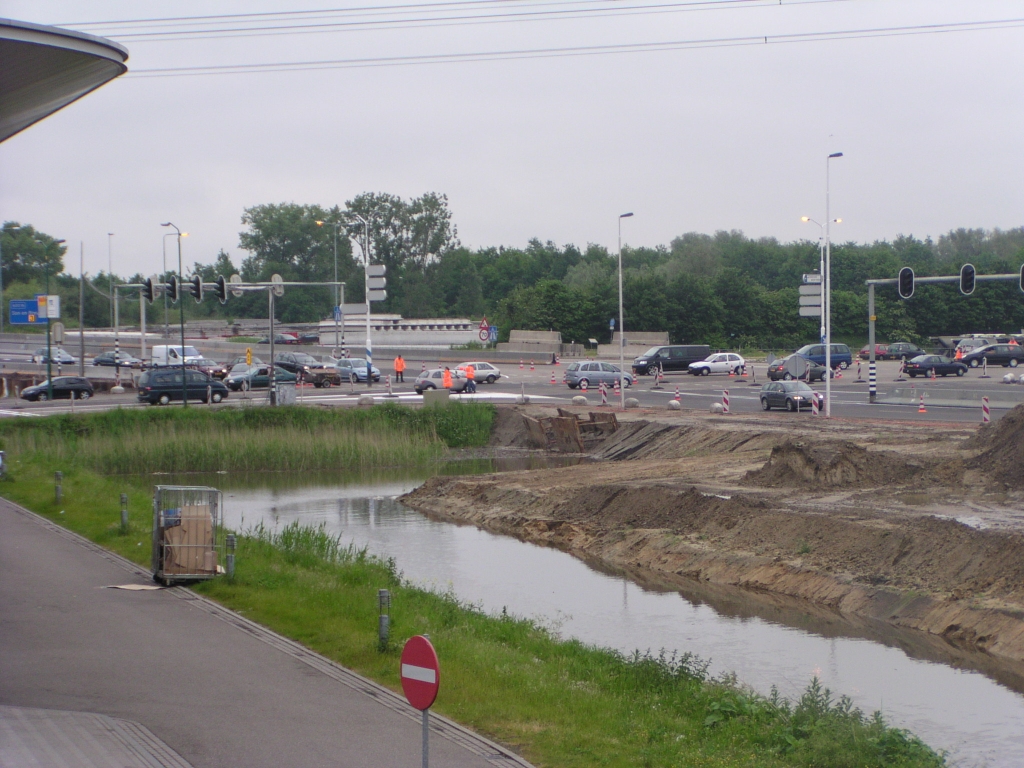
top-left (747, 364), bottom-right (759, 387)
top-left (120, 493), bottom-right (129, 534)
top-left (378, 588), bottom-right (391, 651)
top-left (226, 534), bottom-right (236, 578)
top-left (980, 357), bottom-right (991, 378)
top-left (207, 385), bottom-right (213, 405)
top-left (55, 471), bottom-right (63, 502)
top-left (856, 360), bottom-right (864, 382)
top-left (599, 381), bottom-right (608, 406)
top-left (811, 393), bottom-right (819, 416)
top-left (982, 396), bottom-right (991, 424)
top-left (722, 390), bottom-right (730, 414)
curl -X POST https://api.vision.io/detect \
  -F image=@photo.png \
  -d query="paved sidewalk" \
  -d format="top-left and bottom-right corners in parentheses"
top-left (0, 499), bottom-right (531, 768)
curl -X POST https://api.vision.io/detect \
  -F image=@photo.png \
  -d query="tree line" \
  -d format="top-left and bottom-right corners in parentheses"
top-left (4, 202), bottom-right (1024, 349)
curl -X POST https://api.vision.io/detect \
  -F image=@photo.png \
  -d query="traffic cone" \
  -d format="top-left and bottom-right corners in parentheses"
top-left (421, 361), bottom-right (426, 373)
top-left (530, 360), bottom-right (535, 371)
top-left (519, 359), bottom-right (524, 370)
top-left (728, 368), bottom-right (735, 377)
top-left (673, 385), bottom-right (680, 401)
top-left (930, 367), bottom-right (937, 380)
top-left (555, 355), bottom-right (560, 366)
top-left (550, 371), bottom-right (556, 385)
top-left (918, 393), bottom-right (927, 413)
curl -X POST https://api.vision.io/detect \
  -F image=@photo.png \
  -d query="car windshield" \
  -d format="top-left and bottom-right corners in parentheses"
top-left (795, 345), bottom-right (815, 355)
top-left (781, 381), bottom-right (813, 393)
top-left (640, 347), bottom-right (662, 357)
top-left (229, 364), bottom-right (251, 375)
top-left (292, 353), bottom-right (319, 364)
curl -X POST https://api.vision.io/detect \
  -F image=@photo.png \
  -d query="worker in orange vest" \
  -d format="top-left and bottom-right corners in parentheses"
top-left (955, 347), bottom-right (963, 361)
top-left (464, 363), bottom-right (476, 393)
top-left (394, 355), bottom-right (406, 382)
top-left (442, 366), bottom-right (453, 390)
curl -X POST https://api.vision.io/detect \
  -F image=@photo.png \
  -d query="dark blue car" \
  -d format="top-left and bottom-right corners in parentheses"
top-left (793, 343), bottom-right (852, 370)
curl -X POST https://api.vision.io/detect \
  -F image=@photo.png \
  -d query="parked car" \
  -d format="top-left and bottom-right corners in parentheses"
top-left (759, 381), bottom-right (823, 412)
top-left (256, 332), bottom-right (299, 345)
top-left (20, 376), bottom-right (94, 402)
top-left (962, 344), bottom-right (1024, 369)
top-left (858, 343), bottom-right (890, 360)
top-left (886, 342), bottom-right (926, 361)
top-left (33, 347), bottom-right (78, 365)
top-left (297, 332), bottom-right (320, 344)
top-left (632, 345), bottom-right (711, 375)
top-left (91, 350), bottom-right (143, 368)
top-left (190, 358), bottom-right (229, 379)
top-left (905, 355), bottom-right (967, 377)
top-left (456, 362), bottom-right (502, 384)
top-left (414, 368), bottom-right (469, 394)
top-left (793, 343), bottom-right (852, 370)
top-left (565, 361), bottom-right (633, 389)
top-left (767, 354), bottom-right (828, 382)
top-left (137, 368), bottom-right (229, 405)
top-left (228, 354), bottom-right (265, 368)
top-left (687, 353), bottom-right (746, 376)
top-left (224, 364), bottom-right (297, 391)
top-left (331, 357), bottom-right (381, 383)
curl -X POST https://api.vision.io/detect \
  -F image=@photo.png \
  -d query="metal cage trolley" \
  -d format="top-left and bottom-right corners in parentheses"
top-left (152, 486), bottom-right (224, 585)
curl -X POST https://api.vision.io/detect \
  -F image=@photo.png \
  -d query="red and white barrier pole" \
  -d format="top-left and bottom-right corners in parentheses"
top-left (811, 394), bottom-right (819, 416)
top-left (722, 390), bottom-right (730, 414)
top-left (600, 381), bottom-right (608, 405)
top-left (982, 396), bottom-right (991, 423)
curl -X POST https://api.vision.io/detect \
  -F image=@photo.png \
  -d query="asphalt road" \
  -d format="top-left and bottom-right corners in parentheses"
top-left (2, 358), bottom-right (1021, 425)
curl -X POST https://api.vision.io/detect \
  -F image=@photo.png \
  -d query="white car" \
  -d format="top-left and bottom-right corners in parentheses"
top-left (688, 353), bottom-right (746, 376)
top-left (456, 361), bottom-right (501, 384)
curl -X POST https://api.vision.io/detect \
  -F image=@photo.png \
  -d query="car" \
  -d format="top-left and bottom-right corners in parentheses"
top-left (687, 353), bottom-right (746, 376)
top-left (20, 376), bottom-right (94, 402)
top-left (190, 358), bottom-right (229, 379)
top-left (274, 351), bottom-right (325, 379)
top-left (224, 364), bottom-right (297, 391)
top-left (858, 344), bottom-right (890, 360)
top-left (905, 355), bottom-right (967, 377)
top-left (767, 354), bottom-right (828, 382)
top-left (228, 355), bottom-right (265, 368)
top-left (962, 343), bottom-right (1024, 369)
top-left (91, 351), bottom-right (143, 368)
top-left (33, 347), bottom-right (78, 365)
top-left (886, 342), bottom-right (926, 361)
top-left (256, 332), bottom-right (300, 345)
top-left (414, 368), bottom-right (469, 394)
top-left (631, 345), bottom-right (711, 375)
top-left (137, 368), bottom-right (229, 405)
top-left (793, 343), bottom-right (852, 370)
top-left (759, 381), bottom-right (823, 412)
top-left (456, 362), bottom-right (502, 384)
top-left (332, 357), bottom-right (381, 383)
top-left (565, 361), bottom-right (633, 389)
top-left (297, 332), bottom-right (320, 345)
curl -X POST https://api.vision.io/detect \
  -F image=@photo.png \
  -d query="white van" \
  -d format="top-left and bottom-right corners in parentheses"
top-left (151, 345), bottom-right (203, 367)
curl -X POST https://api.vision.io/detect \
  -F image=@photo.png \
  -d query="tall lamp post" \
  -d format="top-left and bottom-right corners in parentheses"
top-left (161, 222), bottom-right (188, 406)
top-left (346, 213), bottom-right (372, 387)
top-left (107, 232), bottom-right (114, 329)
top-left (617, 212), bottom-right (634, 410)
top-left (316, 219), bottom-right (343, 353)
top-left (824, 151), bottom-right (843, 419)
top-left (161, 232), bottom-right (180, 338)
top-left (43, 238), bottom-right (67, 400)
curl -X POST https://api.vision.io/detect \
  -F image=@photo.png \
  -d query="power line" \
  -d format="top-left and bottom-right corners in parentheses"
top-left (124, 17), bottom-right (1024, 78)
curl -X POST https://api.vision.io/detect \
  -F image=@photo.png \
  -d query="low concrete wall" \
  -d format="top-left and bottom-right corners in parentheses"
top-left (879, 386), bottom-right (1024, 408)
top-left (610, 332), bottom-right (667, 346)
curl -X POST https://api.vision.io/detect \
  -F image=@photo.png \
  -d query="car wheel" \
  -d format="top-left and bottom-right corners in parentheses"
top-left (786, 398), bottom-right (796, 412)
top-left (322, 379), bottom-right (332, 388)
top-left (760, 397), bottom-right (771, 411)
top-left (956, 368), bottom-right (965, 377)
top-left (486, 375), bottom-right (496, 384)
top-left (734, 367), bottom-right (744, 376)
top-left (158, 393), bottom-right (171, 406)
top-left (212, 392), bottom-right (223, 403)
top-left (783, 372), bottom-right (793, 381)
top-left (909, 372), bottom-right (917, 378)
top-left (700, 368), bottom-right (709, 376)
top-left (350, 373), bottom-right (358, 384)
top-left (970, 359), bottom-right (979, 368)
top-left (1011, 359), bottom-right (1019, 368)
top-left (839, 361), bottom-right (849, 369)
top-left (578, 378), bottom-right (589, 390)
top-left (79, 390), bottom-right (91, 400)
top-left (38, 392), bottom-right (48, 402)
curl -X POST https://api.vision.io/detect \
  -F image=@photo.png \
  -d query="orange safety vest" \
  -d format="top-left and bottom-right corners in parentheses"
top-left (465, 365), bottom-right (475, 381)
top-left (394, 357), bottom-right (405, 372)
top-left (442, 369), bottom-right (452, 388)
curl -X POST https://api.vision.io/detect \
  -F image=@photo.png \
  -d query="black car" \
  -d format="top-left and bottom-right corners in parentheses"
top-left (274, 351), bottom-right (323, 379)
top-left (886, 342), bottom-right (926, 361)
top-left (905, 355), bottom-right (967, 377)
top-left (20, 376), bottom-right (94, 402)
top-left (632, 345), bottom-right (711, 375)
top-left (767, 354), bottom-right (828, 382)
top-left (962, 344), bottom-right (1024, 369)
top-left (92, 351), bottom-right (143, 368)
top-left (137, 368), bottom-right (229, 405)
top-left (759, 381), bottom-right (823, 412)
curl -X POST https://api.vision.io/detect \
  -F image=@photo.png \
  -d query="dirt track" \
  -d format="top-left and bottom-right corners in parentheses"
top-left (403, 405), bottom-right (1024, 667)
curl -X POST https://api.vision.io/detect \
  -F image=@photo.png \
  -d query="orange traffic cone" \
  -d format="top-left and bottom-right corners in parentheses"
top-left (519, 359), bottom-right (524, 370)
top-left (918, 393), bottom-right (927, 413)
top-left (550, 371), bottom-right (556, 385)
top-left (530, 360), bottom-right (535, 371)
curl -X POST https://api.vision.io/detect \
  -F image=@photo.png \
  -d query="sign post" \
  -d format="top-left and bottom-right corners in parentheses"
top-left (478, 316), bottom-right (489, 343)
top-left (401, 635), bottom-right (440, 768)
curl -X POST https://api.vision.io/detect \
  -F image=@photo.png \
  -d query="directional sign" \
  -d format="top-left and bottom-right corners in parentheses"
top-left (798, 284), bottom-right (821, 296)
top-left (270, 274), bottom-right (285, 297)
top-left (488, 325), bottom-right (498, 342)
top-left (229, 274), bottom-right (244, 298)
top-left (367, 289), bottom-right (387, 302)
top-left (798, 295), bottom-right (822, 306)
top-left (9, 299), bottom-right (47, 325)
top-left (367, 264), bottom-right (386, 277)
top-left (367, 277), bottom-right (387, 290)
top-left (798, 306), bottom-right (822, 317)
top-left (400, 635), bottom-right (440, 711)
top-left (802, 273), bottom-right (822, 284)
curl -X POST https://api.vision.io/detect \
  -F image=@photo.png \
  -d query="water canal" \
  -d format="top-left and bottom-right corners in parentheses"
top-left (203, 459), bottom-right (1023, 767)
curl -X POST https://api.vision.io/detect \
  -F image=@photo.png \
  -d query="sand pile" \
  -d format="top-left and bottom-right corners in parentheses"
top-left (743, 439), bottom-right (923, 488)
top-left (968, 404), bottom-right (1024, 487)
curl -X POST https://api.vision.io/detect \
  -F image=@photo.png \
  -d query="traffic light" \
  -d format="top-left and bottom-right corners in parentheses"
top-left (142, 277), bottom-right (155, 303)
top-left (189, 275), bottom-right (203, 303)
top-left (898, 267), bottom-right (914, 299)
top-left (214, 275), bottom-right (228, 304)
top-left (959, 263), bottom-right (976, 296)
top-left (166, 275), bottom-right (179, 302)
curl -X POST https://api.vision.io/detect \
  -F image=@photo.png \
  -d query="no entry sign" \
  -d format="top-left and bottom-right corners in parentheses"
top-left (401, 635), bottom-right (440, 711)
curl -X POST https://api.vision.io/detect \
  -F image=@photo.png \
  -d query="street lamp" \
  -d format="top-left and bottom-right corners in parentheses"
top-left (44, 238), bottom-right (66, 401)
top-left (161, 222), bottom-right (188, 406)
top-left (824, 151), bottom-right (843, 419)
top-left (617, 212), bottom-right (634, 410)
top-left (107, 232), bottom-right (114, 329)
top-left (345, 213), bottom-right (373, 387)
top-left (161, 232), bottom-right (184, 338)
top-left (316, 219), bottom-right (343, 354)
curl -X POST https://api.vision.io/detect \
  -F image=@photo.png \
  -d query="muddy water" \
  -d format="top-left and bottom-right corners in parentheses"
top-left (211, 461), bottom-right (1023, 767)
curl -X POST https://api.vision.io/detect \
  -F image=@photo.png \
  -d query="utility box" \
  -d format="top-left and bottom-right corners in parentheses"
top-left (152, 486), bottom-right (223, 585)
top-left (276, 383), bottom-right (297, 405)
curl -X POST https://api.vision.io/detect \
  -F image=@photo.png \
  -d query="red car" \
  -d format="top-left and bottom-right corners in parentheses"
top-left (858, 344), bottom-right (890, 360)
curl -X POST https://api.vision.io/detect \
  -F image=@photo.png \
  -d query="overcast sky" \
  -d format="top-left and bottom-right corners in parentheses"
top-left (2, 0), bottom-right (1022, 278)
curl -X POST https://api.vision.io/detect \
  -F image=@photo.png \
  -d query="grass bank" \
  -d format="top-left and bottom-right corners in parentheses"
top-left (0, 452), bottom-right (945, 767)
top-left (0, 402), bottom-right (494, 473)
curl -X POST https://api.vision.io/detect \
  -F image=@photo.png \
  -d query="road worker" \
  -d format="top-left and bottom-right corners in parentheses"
top-left (955, 347), bottom-right (963, 361)
top-left (464, 363), bottom-right (476, 393)
top-left (394, 355), bottom-right (406, 383)
top-left (442, 366), bottom-right (453, 390)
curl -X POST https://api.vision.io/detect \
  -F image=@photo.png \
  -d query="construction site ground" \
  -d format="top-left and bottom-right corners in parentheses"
top-left (402, 404), bottom-right (1024, 681)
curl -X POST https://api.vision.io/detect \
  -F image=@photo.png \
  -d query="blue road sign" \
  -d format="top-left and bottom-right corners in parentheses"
top-left (10, 298), bottom-right (47, 325)
top-left (609, 318), bottom-right (615, 330)
top-left (488, 325), bottom-right (498, 342)
top-left (333, 305), bottom-right (342, 321)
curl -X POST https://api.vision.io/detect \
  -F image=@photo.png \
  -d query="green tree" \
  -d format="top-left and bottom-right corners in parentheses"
top-left (1, 222), bottom-right (66, 285)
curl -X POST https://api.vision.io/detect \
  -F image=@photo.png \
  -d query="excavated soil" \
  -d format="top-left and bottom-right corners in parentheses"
top-left (402, 406), bottom-right (1024, 666)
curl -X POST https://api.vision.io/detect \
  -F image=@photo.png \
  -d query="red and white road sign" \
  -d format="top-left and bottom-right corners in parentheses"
top-left (400, 635), bottom-right (440, 711)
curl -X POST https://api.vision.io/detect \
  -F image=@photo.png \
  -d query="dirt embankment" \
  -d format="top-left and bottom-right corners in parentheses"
top-left (403, 406), bottom-right (1024, 666)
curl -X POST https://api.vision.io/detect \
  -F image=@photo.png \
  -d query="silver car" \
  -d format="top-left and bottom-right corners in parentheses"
top-left (414, 368), bottom-right (468, 394)
top-left (564, 361), bottom-right (633, 390)
top-left (456, 361), bottom-right (501, 383)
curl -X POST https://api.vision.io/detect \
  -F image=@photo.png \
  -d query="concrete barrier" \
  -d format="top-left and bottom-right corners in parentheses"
top-left (879, 387), bottom-right (1024, 408)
